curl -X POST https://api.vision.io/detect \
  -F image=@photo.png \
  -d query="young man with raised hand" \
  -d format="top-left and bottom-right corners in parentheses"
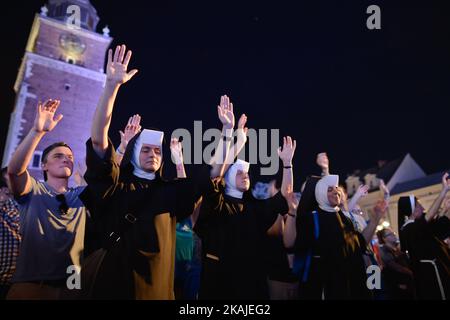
top-left (6, 99), bottom-right (89, 300)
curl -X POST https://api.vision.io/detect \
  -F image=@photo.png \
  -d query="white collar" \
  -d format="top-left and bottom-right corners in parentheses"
top-left (225, 187), bottom-right (244, 199)
top-left (133, 168), bottom-right (156, 181)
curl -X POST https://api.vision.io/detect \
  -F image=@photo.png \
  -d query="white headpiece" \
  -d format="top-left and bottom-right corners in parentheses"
top-left (224, 159), bottom-right (250, 199)
top-left (315, 175), bottom-right (340, 212)
top-left (131, 129), bottom-right (164, 180)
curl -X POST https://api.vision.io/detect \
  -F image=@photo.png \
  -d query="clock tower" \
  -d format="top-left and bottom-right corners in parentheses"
top-left (2, 0), bottom-right (112, 183)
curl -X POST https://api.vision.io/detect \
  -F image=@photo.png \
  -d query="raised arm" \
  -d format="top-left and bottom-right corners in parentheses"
top-left (278, 136), bottom-right (296, 197)
top-left (170, 137), bottom-right (186, 178)
top-left (362, 200), bottom-right (387, 244)
top-left (115, 114), bottom-right (141, 165)
top-left (73, 163), bottom-right (87, 187)
top-left (91, 45), bottom-right (138, 158)
top-left (283, 188), bottom-right (299, 248)
top-left (316, 152), bottom-right (330, 176)
top-left (425, 173), bottom-right (450, 221)
top-left (379, 179), bottom-right (390, 201)
top-left (221, 114), bottom-right (248, 174)
top-left (8, 99), bottom-right (63, 196)
top-left (348, 184), bottom-right (369, 212)
top-left (442, 198), bottom-right (450, 219)
top-left (210, 95), bottom-right (234, 178)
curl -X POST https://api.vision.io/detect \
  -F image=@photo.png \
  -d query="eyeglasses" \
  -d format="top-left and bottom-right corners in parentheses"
top-left (56, 194), bottom-right (69, 215)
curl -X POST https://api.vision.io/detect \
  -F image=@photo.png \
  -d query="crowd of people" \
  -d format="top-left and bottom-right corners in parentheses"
top-left (1, 44), bottom-right (449, 300)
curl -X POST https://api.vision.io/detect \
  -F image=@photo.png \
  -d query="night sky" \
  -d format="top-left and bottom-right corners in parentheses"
top-left (1, 0), bottom-right (449, 185)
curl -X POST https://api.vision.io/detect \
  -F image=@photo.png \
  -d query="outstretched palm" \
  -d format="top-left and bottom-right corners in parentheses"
top-left (238, 113), bottom-right (248, 131)
top-left (217, 95), bottom-right (235, 129)
top-left (170, 138), bottom-right (184, 165)
top-left (442, 173), bottom-right (450, 192)
top-left (372, 200), bottom-right (388, 220)
top-left (236, 113), bottom-right (249, 142)
top-left (107, 45), bottom-right (138, 85)
top-left (316, 153), bottom-right (329, 170)
top-left (33, 99), bottom-right (63, 133)
top-left (356, 185), bottom-right (369, 198)
top-left (278, 136), bottom-right (297, 165)
top-left (120, 114), bottom-right (142, 145)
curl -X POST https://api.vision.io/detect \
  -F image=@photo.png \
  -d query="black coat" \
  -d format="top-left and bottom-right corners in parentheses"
top-left (81, 136), bottom-right (210, 299)
top-left (294, 176), bottom-right (371, 300)
top-left (194, 179), bottom-right (288, 300)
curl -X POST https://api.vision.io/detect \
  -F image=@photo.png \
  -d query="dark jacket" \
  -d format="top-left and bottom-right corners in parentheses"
top-left (82, 135), bottom-right (210, 299)
top-left (294, 176), bottom-right (371, 300)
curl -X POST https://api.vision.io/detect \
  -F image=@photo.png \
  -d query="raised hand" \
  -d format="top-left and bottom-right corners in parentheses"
top-left (442, 173), bottom-right (450, 192)
top-left (379, 179), bottom-right (389, 194)
top-left (316, 152), bottom-right (329, 171)
top-left (119, 114), bottom-right (142, 152)
top-left (33, 99), bottom-right (63, 133)
top-left (170, 137), bottom-right (184, 165)
top-left (371, 200), bottom-right (388, 221)
top-left (355, 184), bottom-right (369, 198)
top-left (237, 113), bottom-right (248, 131)
top-left (236, 113), bottom-right (248, 142)
top-left (217, 95), bottom-right (235, 129)
top-left (278, 136), bottom-right (297, 166)
top-left (106, 44), bottom-right (138, 85)
top-left (73, 163), bottom-right (87, 187)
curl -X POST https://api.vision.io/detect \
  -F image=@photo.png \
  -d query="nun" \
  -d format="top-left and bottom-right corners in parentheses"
top-left (194, 158), bottom-right (291, 300)
top-left (292, 175), bottom-right (371, 300)
top-left (81, 45), bottom-right (233, 300)
top-left (398, 194), bottom-right (450, 299)
top-left (83, 129), bottom-right (212, 300)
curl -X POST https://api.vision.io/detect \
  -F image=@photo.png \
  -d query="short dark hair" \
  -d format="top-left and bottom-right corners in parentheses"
top-left (42, 142), bottom-right (72, 181)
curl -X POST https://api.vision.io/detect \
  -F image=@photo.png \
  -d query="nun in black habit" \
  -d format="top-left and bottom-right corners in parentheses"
top-left (194, 159), bottom-right (289, 300)
top-left (82, 129), bottom-right (212, 300)
top-left (293, 175), bottom-right (371, 300)
top-left (398, 195), bottom-right (450, 299)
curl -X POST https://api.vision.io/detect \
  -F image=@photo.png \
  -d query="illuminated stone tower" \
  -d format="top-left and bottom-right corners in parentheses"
top-left (2, 0), bottom-right (112, 182)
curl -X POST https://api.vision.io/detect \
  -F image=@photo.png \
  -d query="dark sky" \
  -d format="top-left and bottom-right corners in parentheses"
top-left (1, 0), bottom-right (449, 184)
